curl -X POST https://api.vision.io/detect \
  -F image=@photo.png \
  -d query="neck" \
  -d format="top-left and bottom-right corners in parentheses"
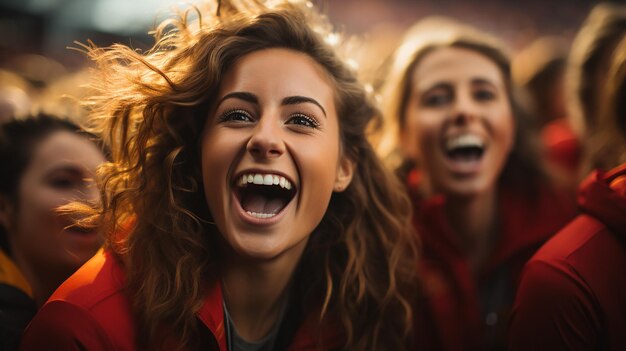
top-left (11, 251), bottom-right (67, 307)
top-left (220, 241), bottom-right (306, 341)
top-left (445, 188), bottom-right (499, 271)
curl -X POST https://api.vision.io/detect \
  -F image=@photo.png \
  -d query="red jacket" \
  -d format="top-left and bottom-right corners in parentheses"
top-left (508, 163), bottom-right (626, 350)
top-left (19, 249), bottom-right (343, 351)
top-left (541, 117), bottom-right (581, 175)
top-left (408, 170), bottom-right (577, 351)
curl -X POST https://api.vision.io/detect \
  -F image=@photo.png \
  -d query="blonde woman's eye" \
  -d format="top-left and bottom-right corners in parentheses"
top-left (218, 109), bottom-right (254, 123)
top-left (422, 93), bottom-right (451, 107)
top-left (287, 114), bottom-right (320, 128)
top-left (474, 89), bottom-right (496, 101)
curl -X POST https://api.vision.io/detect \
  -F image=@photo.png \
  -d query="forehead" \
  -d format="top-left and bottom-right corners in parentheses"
top-left (412, 46), bottom-right (505, 89)
top-left (218, 48), bottom-right (336, 106)
top-left (28, 131), bottom-right (105, 173)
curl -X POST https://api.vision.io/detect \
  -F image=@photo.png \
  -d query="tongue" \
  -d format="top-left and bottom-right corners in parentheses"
top-left (241, 194), bottom-right (287, 214)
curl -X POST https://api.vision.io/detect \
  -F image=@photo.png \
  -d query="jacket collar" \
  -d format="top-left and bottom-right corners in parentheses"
top-left (196, 279), bottom-right (227, 350)
top-left (195, 275), bottom-right (344, 351)
top-left (0, 249), bottom-right (32, 297)
top-left (578, 163), bottom-right (626, 237)
top-left (407, 169), bottom-right (576, 273)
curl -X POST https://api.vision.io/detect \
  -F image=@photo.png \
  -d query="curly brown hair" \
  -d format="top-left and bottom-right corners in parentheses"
top-left (79, 1), bottom-right (419, 349)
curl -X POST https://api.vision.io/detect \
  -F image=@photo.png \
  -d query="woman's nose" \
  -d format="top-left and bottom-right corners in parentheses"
top-left (450, 94), bottom-right (480, 125)
top-left (246, 117), bottom-right (285, 159)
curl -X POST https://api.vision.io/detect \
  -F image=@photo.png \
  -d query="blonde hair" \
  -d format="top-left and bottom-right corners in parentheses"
top-left (80, 1), bottom-right (418, 349)
top-left (377, 16), bottom-right (547, 192)
top-left (588, 35), bottom-right (626, 169)
top-left (566, 2), bottom-right (626, 138)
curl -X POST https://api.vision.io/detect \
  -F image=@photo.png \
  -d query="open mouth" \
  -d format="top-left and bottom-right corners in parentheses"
top-left (234, 172), bottom-right (297, 219)
top-left (444, 134), bottom-right (485, 162)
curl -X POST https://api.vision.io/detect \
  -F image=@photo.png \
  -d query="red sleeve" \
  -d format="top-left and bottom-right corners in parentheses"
top-left (507, 260), bottom-right (601, 350)
top-left (20, 300), bottom-right (115, 351)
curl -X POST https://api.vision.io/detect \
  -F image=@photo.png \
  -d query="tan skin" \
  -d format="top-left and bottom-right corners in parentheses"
top-left (201, 48), bottom-right (353, 341)
top-left (401, 47), bottom-right (515, 271)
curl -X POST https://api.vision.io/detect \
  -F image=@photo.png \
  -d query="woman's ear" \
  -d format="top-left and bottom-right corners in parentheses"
top-left (334, 157), bottom-right (354, 192)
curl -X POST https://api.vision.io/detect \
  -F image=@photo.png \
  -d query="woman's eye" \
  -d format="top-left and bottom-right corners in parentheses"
top-left (422, 93), bottom-right (450, 107)
top-left (420, 86), bottom-right (452, 107)
top-left (474, 89), bottom-right (496, 101)
top-left (49, 177), bottom-right (78, 189)
top-left (286, 114), bottom-right (320, 128)
top-left (219, 109), bottom-right (254, 123)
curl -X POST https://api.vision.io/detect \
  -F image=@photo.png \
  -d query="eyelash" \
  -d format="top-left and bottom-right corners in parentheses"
top-left (50, 178), bottom-right (76, 189)
top-left (287, 113), bottom-right (320, 128)
top-left (217, 109), bottom-right (320, 129)
top-left (421, 87), bottom-right (497, 107)
top-left (218, 109), bottom-right (254, 123)
top-left (474, 89), bottom-right (495, 100)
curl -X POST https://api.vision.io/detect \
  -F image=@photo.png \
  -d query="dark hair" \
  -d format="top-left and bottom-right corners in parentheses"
top-left (0, 113), bottom-right (107, 254)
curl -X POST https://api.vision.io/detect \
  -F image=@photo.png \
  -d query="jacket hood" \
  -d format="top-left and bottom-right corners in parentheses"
top-left (578, 163), bottom-right (626, 237)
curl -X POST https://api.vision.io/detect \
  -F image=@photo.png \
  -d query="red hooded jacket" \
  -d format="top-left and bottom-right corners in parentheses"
top-left (408, 170), bottom-right (577, 351)
top-left (508, 163), bottom-right (626, 350)
top-left (19, 249), bottom-right (342, 351)
top-left (541, 117), bottom-right (582, 175)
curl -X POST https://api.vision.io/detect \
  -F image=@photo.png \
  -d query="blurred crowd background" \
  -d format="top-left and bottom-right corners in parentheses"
top-left (0, 0), bottom-right (600, 64)
top-left (0, 0), bottom-right (604, 124)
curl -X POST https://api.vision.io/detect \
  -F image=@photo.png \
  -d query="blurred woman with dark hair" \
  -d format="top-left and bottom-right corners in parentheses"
top-left (0, 114), bottom-right (107, 350)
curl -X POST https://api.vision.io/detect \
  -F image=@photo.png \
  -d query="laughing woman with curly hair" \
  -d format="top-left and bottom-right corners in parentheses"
top-left (19, 1), bottom-right (419, 350)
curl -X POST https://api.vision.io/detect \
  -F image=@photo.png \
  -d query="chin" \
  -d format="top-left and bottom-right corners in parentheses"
top-left (227, 235), bottom-right (284, 261)
top-left (443, 179), bottom-right (495, 199)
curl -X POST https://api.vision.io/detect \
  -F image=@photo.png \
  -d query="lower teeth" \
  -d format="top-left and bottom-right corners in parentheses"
top-left (246, 211), bottom-right (277, 219)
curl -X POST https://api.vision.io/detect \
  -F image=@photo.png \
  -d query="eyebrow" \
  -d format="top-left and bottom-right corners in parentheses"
top-left (218, 92), bottom-right (327, 118)
top-left (218, 92), bottom-right (258, 105)
top-left (282, 96), bottom-right (326, 117)
top-left (420, 82), bottom-right (452, 94)
top-left (46, 164), bottom-right (88, 176)
top-left (471, 78), bottom-right (498, 87)
top-left (420, 78), bottom-right (498, 92)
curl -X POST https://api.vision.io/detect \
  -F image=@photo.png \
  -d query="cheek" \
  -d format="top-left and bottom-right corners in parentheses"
top-left (404, 110), bottom-right (439, 162)
top-left (302, 140), bottom-right (339, 186)
top-left (16, 184), bottom-right (65, 239)
top-left (200, 136), bottom-right (231, 209)
top-left (296, 138), bottom-right (341, 214)
top-left (494, 108), bottom-right (516, 155)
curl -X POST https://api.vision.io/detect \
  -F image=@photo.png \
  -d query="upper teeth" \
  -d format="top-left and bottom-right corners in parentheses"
top-left (446, 134), bottom-right (485, 151)
top-left (239, 173), bottom-right (292, 190)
